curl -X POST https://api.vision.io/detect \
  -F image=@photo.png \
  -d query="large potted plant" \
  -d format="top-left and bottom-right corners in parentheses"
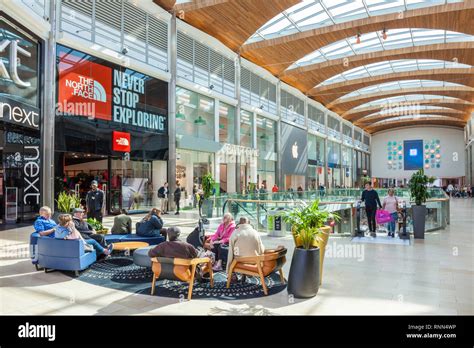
top-left (408, 169), bottom-right (434, 239)
top-left (86, 218), bottom-right (109, 235)
top-left (200, 173), bottom-right (216, 219)
top-left (283, 200), bottom-right (339, 297)
top-left (54, 192), bottom-right (81, 220)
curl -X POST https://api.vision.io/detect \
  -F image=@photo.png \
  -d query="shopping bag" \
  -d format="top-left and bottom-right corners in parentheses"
top-left (376, 209), bottom-right (392, 224)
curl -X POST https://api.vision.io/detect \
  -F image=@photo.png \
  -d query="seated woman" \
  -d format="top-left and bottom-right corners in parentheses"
top-left (34, 206), bottom-right (57, 237)
top-left (208, 213), bottom-right (236, 271)
top-left (111, 209), bottom-right (132, 235)
top-left (55, 214), bottom-right (113, 256)
top-left (137, 208), bottom-right (166, 239)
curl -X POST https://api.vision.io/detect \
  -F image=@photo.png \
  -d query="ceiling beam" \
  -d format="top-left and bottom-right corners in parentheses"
top-left (309, 68), bottom-right (474, 105)
top-left (342, 99), bottom-right (474, 121)
top-left (355, 109), bottom-right (466, 126)
top-left (173, 0), bottom-right (300, 51)
top-left (283, 42), bottom-right (474, 91)
top-left (241, 1), bottom-right (474, 75)
top-left (328, 86), bottom-right (474, 114)
top-left (152, 0), bottom-right (176, 11)
top-left (366, 118), bottom-right (465, 133)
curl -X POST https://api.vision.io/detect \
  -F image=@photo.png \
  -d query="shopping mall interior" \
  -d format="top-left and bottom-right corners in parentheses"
top-left (0, 0), bottom-right (473, 333)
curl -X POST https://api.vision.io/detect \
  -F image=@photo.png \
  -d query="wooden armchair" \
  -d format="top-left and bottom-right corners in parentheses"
top-left (226, 248), bottom-right (287, 295)
top-left (150, 256), bottom-right (214, 300)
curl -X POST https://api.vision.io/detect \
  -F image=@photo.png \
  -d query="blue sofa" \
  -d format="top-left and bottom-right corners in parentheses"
top-left (104, 234), bottom-right (165, 245)
top-left (37, 237), bottom-right (97, 276)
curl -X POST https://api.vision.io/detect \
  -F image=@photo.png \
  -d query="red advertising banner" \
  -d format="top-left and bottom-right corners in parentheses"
top-left (112, 131), bottom-right (131, 152)
top-left (57, 53), bottom-right (112, 120)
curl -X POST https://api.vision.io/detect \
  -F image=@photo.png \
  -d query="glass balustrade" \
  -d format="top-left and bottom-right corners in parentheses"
top-left (202, 188), bottom-right (449, 236)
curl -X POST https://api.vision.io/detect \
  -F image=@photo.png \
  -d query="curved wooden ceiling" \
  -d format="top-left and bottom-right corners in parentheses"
top-left (155, 0), bottom-right (300, 51)
top-left (152, 0), bottom-right (474, 132)
top-left (366, 118), bottom-right (466, 133)
top-left (310, 68), bottom-right (474, 105)
top-left (285, 42), bottom-right (474, 92)
top-left (241, 1), bottom-right (474, 75)
top-left (343, 99), bottom-right (474, 121)
top-left (355, 109), bottom-right (466, 127)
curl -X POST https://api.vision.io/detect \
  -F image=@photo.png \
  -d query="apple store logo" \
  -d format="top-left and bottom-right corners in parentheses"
top-left (292, 142), bottom-right (298, 159)
top-left (409, 149), bottom-right (417, 156)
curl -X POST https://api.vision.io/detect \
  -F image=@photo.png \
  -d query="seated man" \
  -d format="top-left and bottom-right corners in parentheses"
top-left (227, 217), bottom-right (265, 274)
top-left (148, 227), bottom-right (197, 259)
top-left (111, 209), bottom-right (132, 235)
top-left (72, 208), bottom-right (107, 248)
top-left (34, 206), bottom-right (57, 237)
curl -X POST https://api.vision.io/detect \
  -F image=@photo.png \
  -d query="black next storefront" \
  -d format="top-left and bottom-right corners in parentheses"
top-left (0, 15), bottom-right (42, 224)
top-left (55, 45), bottom-right (168, 215)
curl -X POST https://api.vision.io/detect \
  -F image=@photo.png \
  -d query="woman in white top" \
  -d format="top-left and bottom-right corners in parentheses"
top-left (382, 188), bottom-right (399, 237)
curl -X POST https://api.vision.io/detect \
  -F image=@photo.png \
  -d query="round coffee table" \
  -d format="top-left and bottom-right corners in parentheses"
top-left (112, 241), bottom-right (149, 253)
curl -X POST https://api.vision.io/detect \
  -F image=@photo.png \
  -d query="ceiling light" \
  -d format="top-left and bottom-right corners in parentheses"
top-left (382, 28), bottom-right (387, 40)
top-left (194, 115), bottom-right (207, 126)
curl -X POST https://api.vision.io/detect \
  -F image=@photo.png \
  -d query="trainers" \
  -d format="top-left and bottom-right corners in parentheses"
top-left (175, 212), bottom-right (180, 215)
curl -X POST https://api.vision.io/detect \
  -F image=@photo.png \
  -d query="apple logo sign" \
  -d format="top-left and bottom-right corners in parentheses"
top-left (292, 141), bottom-right (298, 159)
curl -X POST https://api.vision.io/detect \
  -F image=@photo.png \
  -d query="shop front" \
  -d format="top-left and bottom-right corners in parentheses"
top-left (281, 122), bottom-right (308, 190)
top-left (55, 45), bottom-right (168, 214)
top-left (0, 15), bottom-right (42, 223)
top-left (256, 115), bottom-right (277, 190)
top-left (307, 133), bottom-right (325, 189)
top-left (327, 140), bottom-right (341, 188)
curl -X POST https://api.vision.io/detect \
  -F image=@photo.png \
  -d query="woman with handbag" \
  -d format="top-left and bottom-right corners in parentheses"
top-left (382, 188), bottom-right (399, 237)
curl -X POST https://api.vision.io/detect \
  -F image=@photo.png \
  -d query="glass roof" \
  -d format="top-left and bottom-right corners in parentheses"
top-left (319, 59), bottom-right (471, 86)
top-left (247, 0), bottom-right (462, 43)
top-left (370, 114), bottom-right (460, 125)
top-left (339, 79), bottom-right (465, 99)
top-left (361, 105), bottom-right (458, 118)
top-left (353, 94), bottom-right (459, 109)
top-left (289, 28), bottom-right (473, 68)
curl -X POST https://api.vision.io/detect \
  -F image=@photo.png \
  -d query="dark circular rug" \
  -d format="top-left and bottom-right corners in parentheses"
top-left (72, 256), bottom-right (287, 300)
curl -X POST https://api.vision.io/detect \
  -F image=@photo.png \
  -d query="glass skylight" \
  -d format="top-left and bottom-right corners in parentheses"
top-left (247, 0), bottom-right (462, 43)
top-left (340, 80), bottom-right (465, 99)
top-left (289, 28), bottom-right (473, 68)
top-left (369, 114), bottom-right (460, 125)
top-left (319, 59), bottom-right (471, 86)
top-left (353, 94), bottom-right (460, 109)
top-left (359, 105), bottom-right (457, 118)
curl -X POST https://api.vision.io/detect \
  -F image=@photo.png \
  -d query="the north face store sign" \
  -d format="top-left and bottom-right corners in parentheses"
top-left (58, 59), bottom-right (112, 120)
top-left (56, 45), bottom-right (168, 134)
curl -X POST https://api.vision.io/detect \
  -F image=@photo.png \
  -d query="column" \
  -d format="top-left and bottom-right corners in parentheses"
top-left (235, 54), bottom-right (242, 193)
top-left (276, 80), bottom-right (282, 188)
top-left (324, 113), bottom-right (328, 188)
top-left (42, 0), bottom-right (59, 210)
top-left (214, 98), bottom-right (220, 189)
top-left (168, 11), bottom-right (177, 210)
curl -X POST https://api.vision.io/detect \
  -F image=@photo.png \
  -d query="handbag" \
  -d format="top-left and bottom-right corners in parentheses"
top-left (376, 209), bottom-right (393, 224)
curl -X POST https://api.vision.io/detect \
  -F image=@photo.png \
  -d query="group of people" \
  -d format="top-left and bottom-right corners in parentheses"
top-left (34, 206), bottom-right (114, 257)
top-left (445, 183), bottom-right (474, 198)
top-left (147, 212), bottom-right (273, 282)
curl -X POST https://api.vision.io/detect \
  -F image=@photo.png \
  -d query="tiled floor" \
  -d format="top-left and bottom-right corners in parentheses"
top-left (0, 199), bottom-right (472, 315)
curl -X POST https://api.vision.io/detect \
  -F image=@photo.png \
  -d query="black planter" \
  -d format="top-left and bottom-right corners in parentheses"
top-left (201, 199), bottom-right (214, 218)
top-left (412, 204), bottom-right (427, 239)
top-left (287, 247), bottom-right (320, 298)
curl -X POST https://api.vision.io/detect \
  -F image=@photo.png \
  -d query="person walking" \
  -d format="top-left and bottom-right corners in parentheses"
top-left (86, 180), bottom-right (104, 223)
top-left (382, 188), bottom-right (399, 238)
top-left (157, 182), bottom-right (169, 214)
top-left (174, 181), bottom-right (182, 215)
top-left (361, 182), bottom-right (382, 237)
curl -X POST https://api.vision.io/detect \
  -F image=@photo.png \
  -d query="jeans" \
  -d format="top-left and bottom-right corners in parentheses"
top-left (366, 206), bottom-right (377, 232)
top-left (81, 233), bottom-right (107, 248)
top-left (387, 212), bottom-right (398, 233)
top-left (85, 239), bottom-right (105, 254)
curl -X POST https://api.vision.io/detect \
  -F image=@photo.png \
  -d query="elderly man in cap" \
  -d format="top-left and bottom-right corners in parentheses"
top-left (86, 180), bottom-right (104, 222)
top-left (148, 227), bottom-right (198, 259)
top-left (72, 207), bottom-right (107, 248)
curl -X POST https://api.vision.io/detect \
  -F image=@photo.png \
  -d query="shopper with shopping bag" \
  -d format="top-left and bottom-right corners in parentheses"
top-left (382, 188), bottom-right (399, 237)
